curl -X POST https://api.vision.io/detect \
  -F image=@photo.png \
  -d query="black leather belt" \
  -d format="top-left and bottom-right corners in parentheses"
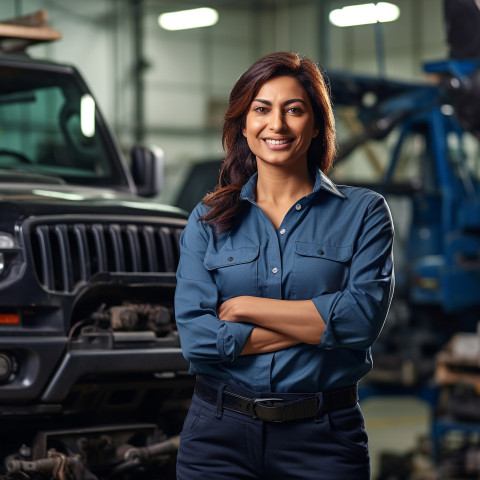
top-left (194, 377), bottom-right (358, 423)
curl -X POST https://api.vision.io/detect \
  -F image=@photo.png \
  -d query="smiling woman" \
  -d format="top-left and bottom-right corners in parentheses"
top-left (241, 76), bottom-right (321, 228)
top-left (174, 52), bottom-right (395, 480)
top-left (200, 52), bottom-right (336, 234)
top-left (242, 76), bottom-right (319, 174)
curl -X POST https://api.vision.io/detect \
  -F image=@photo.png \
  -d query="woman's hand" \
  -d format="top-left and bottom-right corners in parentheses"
top-left (217, 296), bottom-right (326, 345)
top-left (217, 296), bottom-right (254, 323)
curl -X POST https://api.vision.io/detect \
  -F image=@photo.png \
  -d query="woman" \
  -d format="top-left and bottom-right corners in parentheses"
top-left (175, 52), bottom-right (394, 479)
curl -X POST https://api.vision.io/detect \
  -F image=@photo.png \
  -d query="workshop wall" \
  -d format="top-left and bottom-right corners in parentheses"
top-left (1, 0), bottom-right (447, 203)
top-left (328, 0), bottom-right (447, 78)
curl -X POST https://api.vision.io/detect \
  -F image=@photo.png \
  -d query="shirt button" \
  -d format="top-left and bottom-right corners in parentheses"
top-left (272, 267), bottom-right (279, 274)
top-left (279, 228), bottom-right (286, 235)
top-left (295, 204), bottom-right (302, 211)
top-left (228, 257), bottom-right (233, 261)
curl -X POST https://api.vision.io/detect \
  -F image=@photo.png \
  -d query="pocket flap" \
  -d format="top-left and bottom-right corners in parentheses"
top-left (295, 241), bottom-right (352, 263)
top-left (204, 246), bottom-right (260, 270)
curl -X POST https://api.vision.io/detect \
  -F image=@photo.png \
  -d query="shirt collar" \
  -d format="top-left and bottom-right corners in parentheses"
top-left (240, 169), bottom-right (345, 202)
top-left (240, 173), bottom-right (258, 202)
top-left (314, 170), bottom-right (345, 198)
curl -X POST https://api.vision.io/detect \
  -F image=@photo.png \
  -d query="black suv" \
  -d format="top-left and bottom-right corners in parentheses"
top-left (0, 12), bottom-right (193, 480)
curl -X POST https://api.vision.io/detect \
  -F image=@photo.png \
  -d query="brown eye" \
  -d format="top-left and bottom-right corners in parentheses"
top-left (286, 107), bottom-right (302, 114)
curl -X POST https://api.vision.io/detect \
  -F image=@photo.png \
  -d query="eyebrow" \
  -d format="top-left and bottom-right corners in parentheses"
top-left (252, 98), bottom-right (307, 106)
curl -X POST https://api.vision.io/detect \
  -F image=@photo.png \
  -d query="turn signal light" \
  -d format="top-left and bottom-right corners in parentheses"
top-left (0, 313), bottom-right (19, 325)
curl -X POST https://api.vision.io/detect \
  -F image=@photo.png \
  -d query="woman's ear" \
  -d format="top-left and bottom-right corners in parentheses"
top-left (312, 128), bottom-right (319, 138)
top-left (242, 127), bottom-right (247, 137)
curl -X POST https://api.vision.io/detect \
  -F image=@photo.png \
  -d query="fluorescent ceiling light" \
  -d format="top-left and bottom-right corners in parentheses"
top-left (158, 7), bottom-right (219, 31)
top-left (329, 2), bottom-right (400, 27)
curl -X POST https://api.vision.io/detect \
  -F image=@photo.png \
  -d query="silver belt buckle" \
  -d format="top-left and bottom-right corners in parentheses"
top-left (247, 397), bottom-right (283, 420)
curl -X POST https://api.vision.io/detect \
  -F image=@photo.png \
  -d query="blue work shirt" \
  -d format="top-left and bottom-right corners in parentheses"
top-left (175, 169), bottom-right (394, 393)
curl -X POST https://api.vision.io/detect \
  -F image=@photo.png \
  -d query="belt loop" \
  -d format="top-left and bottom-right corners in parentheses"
top-left (215, 383), bottom-right (226, 419)
top-left (315, 392), bottom-right (324, 423)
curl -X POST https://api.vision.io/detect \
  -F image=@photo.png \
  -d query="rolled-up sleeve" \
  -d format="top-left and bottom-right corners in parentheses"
top-left (312, 195), bottom-right (395, 350)
top-left (175, 206), bottom-right (254, 363)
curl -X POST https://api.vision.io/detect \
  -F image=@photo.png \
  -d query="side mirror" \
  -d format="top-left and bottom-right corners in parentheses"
top-left (130, 145), bottom-right (164, 197)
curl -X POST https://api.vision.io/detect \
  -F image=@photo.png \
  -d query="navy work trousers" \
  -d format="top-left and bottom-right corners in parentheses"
top-left (176, 381), bottom-right (370, 479)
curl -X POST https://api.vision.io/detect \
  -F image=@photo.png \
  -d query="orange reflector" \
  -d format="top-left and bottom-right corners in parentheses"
top-left (0, 313), bottom-right (20, 324)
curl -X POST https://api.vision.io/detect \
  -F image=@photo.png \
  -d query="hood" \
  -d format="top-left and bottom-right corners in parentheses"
top-left (0, 183), bottom-right (188, 227)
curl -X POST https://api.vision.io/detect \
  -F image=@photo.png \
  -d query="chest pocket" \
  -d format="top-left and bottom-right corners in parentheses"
top-left (204, 246), bottom-right (260, 301)
top-left (293, 241), bottom-right (353, 298)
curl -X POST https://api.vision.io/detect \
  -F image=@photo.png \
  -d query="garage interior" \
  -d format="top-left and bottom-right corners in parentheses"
top-left (1, 0), bottom-right (480, 479)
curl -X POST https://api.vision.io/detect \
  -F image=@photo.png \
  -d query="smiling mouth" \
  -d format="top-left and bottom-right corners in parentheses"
top-left (264, 138), bottom-right (293, 145)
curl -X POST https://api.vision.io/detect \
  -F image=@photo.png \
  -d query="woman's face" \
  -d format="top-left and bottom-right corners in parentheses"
top-left (242, 75), bottom-right (318, 170)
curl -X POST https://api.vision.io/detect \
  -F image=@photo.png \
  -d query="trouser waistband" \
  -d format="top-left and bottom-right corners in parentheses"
top-left (194, 376), bottom-right (358, 423)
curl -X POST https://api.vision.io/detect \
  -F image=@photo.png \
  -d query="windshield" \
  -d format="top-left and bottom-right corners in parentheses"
top-left (0, 62), bottom-right (126, 187)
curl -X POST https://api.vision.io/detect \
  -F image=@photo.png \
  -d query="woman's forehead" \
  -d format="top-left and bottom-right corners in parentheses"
top-left (253, 76), bottom-right (311, 102)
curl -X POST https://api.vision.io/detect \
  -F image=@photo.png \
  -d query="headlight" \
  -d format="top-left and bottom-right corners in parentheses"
top-left (0, 233), bottom-right (15, 276)
top-left (0, 233), bottom-right (14, 249)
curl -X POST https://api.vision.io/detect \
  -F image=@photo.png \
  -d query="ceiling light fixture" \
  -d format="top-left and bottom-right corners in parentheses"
top-left (158, 7), bottom-right (219, 31)
top-left (329, 2), bottom-right (400, 27)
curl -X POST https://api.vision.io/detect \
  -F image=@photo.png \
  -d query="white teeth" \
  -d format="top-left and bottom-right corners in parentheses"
top-left (265, 138), bottom-right (290, 145)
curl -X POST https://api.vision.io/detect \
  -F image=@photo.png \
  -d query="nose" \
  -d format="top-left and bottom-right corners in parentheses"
top-left (268, 108), bottom-right (285, 131)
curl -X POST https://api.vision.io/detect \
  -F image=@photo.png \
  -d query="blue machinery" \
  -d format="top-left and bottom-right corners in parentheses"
top-left (330, 59), bottom-right (480, 318)
top-left (328, 59), bottom-right (480, 471)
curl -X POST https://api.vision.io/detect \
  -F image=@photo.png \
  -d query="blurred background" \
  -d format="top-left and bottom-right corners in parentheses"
top-left (2, 0), bottom-right (447, 205)
top-left (2, 1), bottom-right (480, 478)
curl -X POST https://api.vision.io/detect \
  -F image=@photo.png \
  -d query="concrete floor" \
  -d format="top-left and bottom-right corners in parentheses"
top-left (362, 396), bottom-right (432, 479)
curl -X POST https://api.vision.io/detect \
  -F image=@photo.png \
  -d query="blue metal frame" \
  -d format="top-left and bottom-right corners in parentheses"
top-left (329, 60), bottom-right (480, 315)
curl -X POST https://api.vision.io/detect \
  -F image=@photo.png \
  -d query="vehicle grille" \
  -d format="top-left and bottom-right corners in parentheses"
top-left (28, 218), bottom-right (185, 293)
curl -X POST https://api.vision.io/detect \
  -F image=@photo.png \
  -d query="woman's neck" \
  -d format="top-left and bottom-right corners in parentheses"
top-left (254, 163), bottom-right (314, 229)
top-left (255, 164), bottom-right (314, 206)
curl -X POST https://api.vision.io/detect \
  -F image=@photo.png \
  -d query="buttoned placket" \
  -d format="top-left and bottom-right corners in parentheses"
top-left (265, 214), bottom-right (283, 301)
top-left (270, 198), bottom-right (308, 295)
top-left (270, 223), bottom-right (288, 289)
top-left (241, 199), bottom-right (284, 391)
top-left (240, 183), bottom-right (315, 390)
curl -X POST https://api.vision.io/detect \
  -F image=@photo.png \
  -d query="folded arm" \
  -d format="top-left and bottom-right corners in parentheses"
top-left (241, 326), bottom-right (302, 355)
top-left (217, 297), bottom-right (325, 348)
top-left (219, 194), bottom-right (395, 353)
top-left (175, 207), bottom-right (255, 364)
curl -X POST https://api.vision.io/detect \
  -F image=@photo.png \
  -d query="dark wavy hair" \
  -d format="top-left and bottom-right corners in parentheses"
top-left (201, 51), bottom-right (336, 233)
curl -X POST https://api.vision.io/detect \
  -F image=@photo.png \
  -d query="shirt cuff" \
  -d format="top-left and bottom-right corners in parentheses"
top-left (217, 321), bottom-right (255, 362)
top-left (311, 292), bottom-right (342, 349)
